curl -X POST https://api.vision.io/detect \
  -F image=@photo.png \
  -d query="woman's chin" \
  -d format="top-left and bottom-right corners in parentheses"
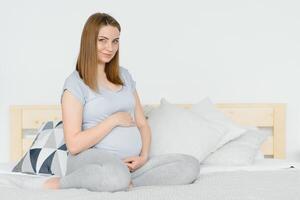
top-left (98, 58), bottom-right (112, 64)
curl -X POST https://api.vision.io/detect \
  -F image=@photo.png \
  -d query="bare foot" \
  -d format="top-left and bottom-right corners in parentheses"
top-left (43, 177), bottom-right (60, 189)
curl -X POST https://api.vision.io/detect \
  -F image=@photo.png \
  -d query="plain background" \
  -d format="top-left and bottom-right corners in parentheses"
top-left (0, 0), bottom-right (300, 162)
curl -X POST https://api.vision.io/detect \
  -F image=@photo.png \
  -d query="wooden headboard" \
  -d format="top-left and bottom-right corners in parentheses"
top-left (10, 103), bottom-right (286, 161)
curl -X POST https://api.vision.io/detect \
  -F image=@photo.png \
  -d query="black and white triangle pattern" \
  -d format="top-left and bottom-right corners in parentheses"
top-left (12, 121), bottom-right (69, 176)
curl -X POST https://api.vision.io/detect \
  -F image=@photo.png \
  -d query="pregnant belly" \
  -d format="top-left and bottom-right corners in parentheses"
top-left (94, 126), bottom-right (142, 159)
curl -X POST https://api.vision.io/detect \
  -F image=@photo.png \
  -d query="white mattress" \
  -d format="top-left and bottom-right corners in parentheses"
top-left (1, 159), bottom-right (300, 200)
top-left (2, 158), bottom-right (299, 177)
top-left (199, 158), bottom-right (300, 175)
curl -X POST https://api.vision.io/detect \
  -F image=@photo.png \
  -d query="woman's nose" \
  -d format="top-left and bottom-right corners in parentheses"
top-left (105, 42), bottom-right (113, 51)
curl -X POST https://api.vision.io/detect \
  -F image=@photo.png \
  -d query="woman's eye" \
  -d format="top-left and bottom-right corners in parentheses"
top-left (113, 40), bottom-right (119, 44)
top-left (98, 39), bottom-right (105, 42)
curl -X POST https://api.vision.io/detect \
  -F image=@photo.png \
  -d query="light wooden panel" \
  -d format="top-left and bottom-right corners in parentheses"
top-left (217, 107), bottom-right (274, 127)
top-left (261, 136), bottom-right (274, 155)
top-left (22, 106), bottom-right (61, 129)
top-left (10, 107), bottom-right (22, 163)
top-left (273, 105), bottom-right (286, 159)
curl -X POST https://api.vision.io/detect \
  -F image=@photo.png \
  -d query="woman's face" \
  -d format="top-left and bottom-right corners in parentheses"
top-left (97, 25), bottom-right (120, 64)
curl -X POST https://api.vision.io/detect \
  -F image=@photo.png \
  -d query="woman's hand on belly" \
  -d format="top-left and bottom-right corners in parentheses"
top-left (111, 112), bottom-right (136, 127)
top-left (122, 155), bottom-right (148, 172)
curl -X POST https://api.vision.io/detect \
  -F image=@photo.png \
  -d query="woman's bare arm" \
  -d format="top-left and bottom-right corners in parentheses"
top-left (62, 90), bottom-right (117, 155)
top-left (133, 90), bottom-right (151, 159)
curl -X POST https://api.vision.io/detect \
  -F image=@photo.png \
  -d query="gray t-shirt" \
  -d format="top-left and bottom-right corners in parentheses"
top-left (61, 66), bottom-right (142, 159)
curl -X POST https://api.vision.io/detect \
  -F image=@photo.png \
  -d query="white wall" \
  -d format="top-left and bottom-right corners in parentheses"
top-left (1, 0), bottom-right (300, 162)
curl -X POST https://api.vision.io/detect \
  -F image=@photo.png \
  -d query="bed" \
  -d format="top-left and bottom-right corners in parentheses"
top-left (2, 103), bottom-right (300, 200)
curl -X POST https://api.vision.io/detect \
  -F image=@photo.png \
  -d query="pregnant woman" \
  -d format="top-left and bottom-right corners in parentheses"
top-left (43, 12), bottom-right (200, 192)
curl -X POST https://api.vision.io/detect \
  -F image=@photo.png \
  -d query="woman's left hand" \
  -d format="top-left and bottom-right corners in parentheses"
top-left (123, 155), bottom-right (148, 172)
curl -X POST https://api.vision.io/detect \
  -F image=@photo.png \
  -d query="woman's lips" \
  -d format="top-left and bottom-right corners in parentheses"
top-left (102, 53), bottom-right (112, 56)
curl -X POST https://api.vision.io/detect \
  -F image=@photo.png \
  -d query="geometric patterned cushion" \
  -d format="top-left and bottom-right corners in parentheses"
top-left (12, 120), bottom-right (69, 177)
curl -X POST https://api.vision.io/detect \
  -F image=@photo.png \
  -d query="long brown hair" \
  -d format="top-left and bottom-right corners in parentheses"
top-left (76, 13), bottom-right (123, 92)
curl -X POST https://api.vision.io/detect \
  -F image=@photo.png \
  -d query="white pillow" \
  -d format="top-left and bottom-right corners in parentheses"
top-left (190, 97), bottom-right (246, 151)
top-left (202, 129), bottom-right (269, 166)
top-left (254, 149), bottom-right (265, 160)
top-left (147, 98), bottom-right (226, 162)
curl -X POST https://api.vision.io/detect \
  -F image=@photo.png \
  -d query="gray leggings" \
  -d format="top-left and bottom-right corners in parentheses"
top-left (60, 148), bottom-right (200, 192)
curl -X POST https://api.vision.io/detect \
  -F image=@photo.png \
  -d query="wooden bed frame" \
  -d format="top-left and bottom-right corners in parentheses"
top-left (10, 103), bottom-right (286, 162)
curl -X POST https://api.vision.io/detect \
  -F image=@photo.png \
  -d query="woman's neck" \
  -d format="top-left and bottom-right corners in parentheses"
top-left (97, 64), bottom-right (107, 82)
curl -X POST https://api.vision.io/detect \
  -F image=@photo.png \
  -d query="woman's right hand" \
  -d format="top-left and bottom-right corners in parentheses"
top-left (110, 112), bottom-right (136, 127)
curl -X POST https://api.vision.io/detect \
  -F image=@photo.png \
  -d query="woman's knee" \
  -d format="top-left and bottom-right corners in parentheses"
top-left (76, 163), bottom-right (131, 192)
top-left (104, 163), bottom-right (131, 192)
top-left (132, 154), bottom-right (200, 187)
top-left (178, 154), bottom-right (200, 183)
